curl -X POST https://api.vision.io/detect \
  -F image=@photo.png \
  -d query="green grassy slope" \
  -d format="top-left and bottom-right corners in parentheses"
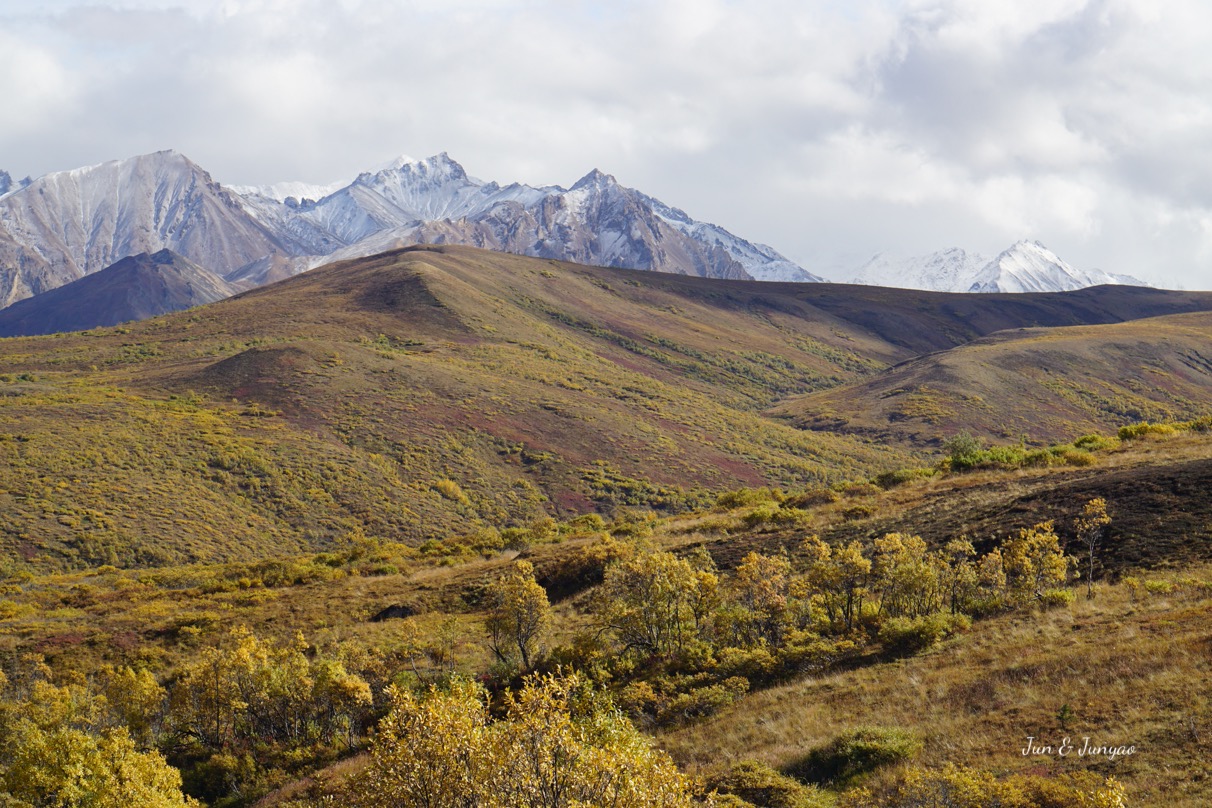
top-left (5, 430), bottom-right (1212, 806)
top-left (660, 571), bottom-right (1212, 807)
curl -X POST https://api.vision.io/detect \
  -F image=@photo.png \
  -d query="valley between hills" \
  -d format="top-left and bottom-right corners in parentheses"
top-left (2, 245), bottom-right (1212, 807)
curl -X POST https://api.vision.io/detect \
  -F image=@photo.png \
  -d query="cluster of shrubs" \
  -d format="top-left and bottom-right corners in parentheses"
top-left (919, 415), bottom-right (1212, 479)
top-left (529, 510), bottom-right (1087, 735)
top-left (940, 431), bottom-right (1098, 473)
top-left (1118, 414), bottom-right (1212, 440)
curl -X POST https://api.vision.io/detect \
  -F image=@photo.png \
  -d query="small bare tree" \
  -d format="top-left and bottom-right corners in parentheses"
top-left (1074, 498), bottom-right (1112, 599)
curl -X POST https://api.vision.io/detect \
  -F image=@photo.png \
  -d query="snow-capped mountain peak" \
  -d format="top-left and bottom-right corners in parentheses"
top-left (570, 168), bottom-right (617, 192)
top-left (0, 150), bottom-right (284, 307)
top-left (0, 149), bottom-right (823, 312)
top-left (374, 154), bottom-right (419, 172)
top-left (968, 240), bottom-right (1148, 293)
top-left (359, 152), bottom-right (469, 186)
top-left (848, 240), bottom-right (1150, 293)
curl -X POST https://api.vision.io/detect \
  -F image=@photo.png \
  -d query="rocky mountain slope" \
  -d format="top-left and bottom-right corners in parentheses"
top-left (0, 151), bottom-right (285, 308)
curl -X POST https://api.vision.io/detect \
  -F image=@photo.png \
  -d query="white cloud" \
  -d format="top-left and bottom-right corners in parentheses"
top-left (2, 0), bottom-right (1212, 287)
top-left (0, 32), bottom-right (76, 134)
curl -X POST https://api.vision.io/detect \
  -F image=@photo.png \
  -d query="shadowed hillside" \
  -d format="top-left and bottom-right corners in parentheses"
top-left (0, 249), bottom-right (236, 337)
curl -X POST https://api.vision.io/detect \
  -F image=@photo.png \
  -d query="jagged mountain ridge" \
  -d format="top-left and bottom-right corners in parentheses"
top-left (0, 249), bottom-right (237, 337)
top-left (234, 154), bottom-right (820, 285)
top-left (848, 240), bottom-right (1150, 293)
top-left (0, 150), bottom-right (819, 312)
top-left (0, 170), bottom-right (31, 199)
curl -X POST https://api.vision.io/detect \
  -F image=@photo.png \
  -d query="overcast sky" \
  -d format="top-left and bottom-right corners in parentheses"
top-left (3, 0), bottom-right (1211, 287)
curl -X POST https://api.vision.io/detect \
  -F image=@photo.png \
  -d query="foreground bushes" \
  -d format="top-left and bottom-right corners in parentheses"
top-left (355, 673), bottom-right (694, 807)
top-left (705, 760), bottom-right (831, 808)
top-left (0, 678), bottom-right (197, 807)
top-left (877, 613), bottom-right (972, 655)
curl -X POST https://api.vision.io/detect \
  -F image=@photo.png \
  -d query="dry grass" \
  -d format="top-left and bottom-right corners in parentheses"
top-left (658, 569), bottom-right (1212, 805)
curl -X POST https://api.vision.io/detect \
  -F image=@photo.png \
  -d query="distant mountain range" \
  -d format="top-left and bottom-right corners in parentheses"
top-left (848, 241), bottom-right (1150, 293)
top-left (0, 150), bottom-right (1163, 332)
top-left (0, 150), bottom-right (820, 313)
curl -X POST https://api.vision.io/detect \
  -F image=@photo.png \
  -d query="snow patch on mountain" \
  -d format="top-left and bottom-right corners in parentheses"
top-left (230, 178), bottom-right (350, 205)
top-left (849, 248), bottom-right (986, 291)
top-left (848, 242), bottom-right (1150, 293)
top-left (968, 241), bottom-right (1149, 293)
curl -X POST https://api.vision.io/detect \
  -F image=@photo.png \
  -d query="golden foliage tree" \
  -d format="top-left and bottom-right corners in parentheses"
top-left (802, 535), bottom-right (871, 632)
top-left (871, 533), bottom-right (940, 619)
top-left (170, 627), bottom-right (371, 752)
top-left (0, 680), bottom-right (197, 808)
top-left (357, 678), bottom-right (490, 808)
top-left (599, 547), bottom-right (716, 658)
top-left (731, 552), bottom-right (793, 647)
top-left (1002, 522), bottom-right (1073, 604)
top-left (485, 560), bottom-right (552, 674)
top-left (938, 539), bottom-right (979, 615)
top-left (98, 664), bottom-right (167, 748)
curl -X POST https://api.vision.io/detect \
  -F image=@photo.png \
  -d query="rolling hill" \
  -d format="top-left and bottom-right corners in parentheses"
top-left (4, 245), bottom-right (1212, 572)
top-left (6, 245), bottom-right (1212, 807)
top-left (774, 309), bottom-right (1212, 444)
